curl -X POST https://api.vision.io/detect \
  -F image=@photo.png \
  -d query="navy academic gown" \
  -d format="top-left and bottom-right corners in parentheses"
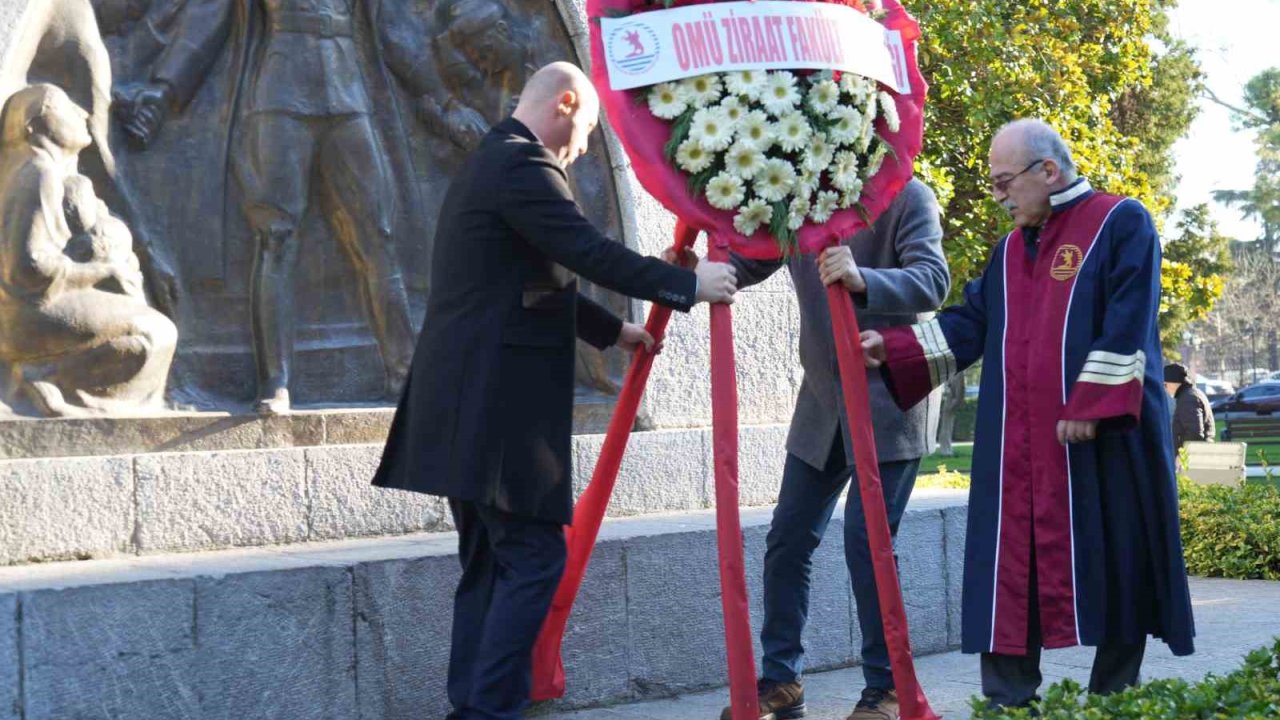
top-left (878, 179), bottom-right (1196, 657)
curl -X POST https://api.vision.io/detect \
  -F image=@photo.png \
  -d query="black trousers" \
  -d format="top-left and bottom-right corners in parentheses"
top-left (980, 550), bottom-right (1145, 708)
top-left (981, 641), bottom-right (1146, 708)
top-left (446, 500), bottom-right (566, 720)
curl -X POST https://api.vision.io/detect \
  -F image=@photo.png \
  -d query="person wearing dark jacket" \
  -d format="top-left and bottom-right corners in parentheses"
top-left (1164, 363), bottom-right (1215, 449)
top-left (371, 62), bottom-right (738, 720)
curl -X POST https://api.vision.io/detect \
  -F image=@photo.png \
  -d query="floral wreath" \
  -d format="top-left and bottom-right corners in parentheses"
top-left (589, 0), bottom-right (927, 259)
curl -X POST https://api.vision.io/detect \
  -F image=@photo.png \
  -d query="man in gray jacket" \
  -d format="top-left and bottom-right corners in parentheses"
top-left (706, 179), bottom-right (949, 720)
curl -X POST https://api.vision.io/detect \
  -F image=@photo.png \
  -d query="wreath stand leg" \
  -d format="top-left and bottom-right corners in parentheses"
top-left (530, 221), bottom-right (700, 701)
top-left (708, 238), bottom-right (762, 720)
top-left (825, 282), bottom-right (941, 720)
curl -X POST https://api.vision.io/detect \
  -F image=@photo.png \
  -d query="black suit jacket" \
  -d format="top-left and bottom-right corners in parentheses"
top-left (372, 118), bottom-right (697, 524)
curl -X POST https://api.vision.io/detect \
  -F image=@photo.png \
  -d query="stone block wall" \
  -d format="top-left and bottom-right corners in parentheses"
top-left (1, 425), bottom-right (797, 565)
top-left (0, 496), bottom-right (968, 719)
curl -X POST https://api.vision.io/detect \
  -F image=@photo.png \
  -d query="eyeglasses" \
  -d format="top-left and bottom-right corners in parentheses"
top-left (990, 159), bottom-right (1044, 193)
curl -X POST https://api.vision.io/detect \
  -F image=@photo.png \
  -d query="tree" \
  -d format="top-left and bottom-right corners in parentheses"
top-left (1211, 67), bottom-right (1280, 256)
top-left (913, 0), bottom-right (1210, 317)
top-left (1160, 205), bottom-right (1231, 359)
top-left (1193, 244), bottom-right (1280, 382)
top-left (914, 0), bottom-right (1220, 449)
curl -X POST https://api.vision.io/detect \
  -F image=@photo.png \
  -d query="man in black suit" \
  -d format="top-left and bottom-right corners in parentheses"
top-left (373, 62), bottom-right (739, 720)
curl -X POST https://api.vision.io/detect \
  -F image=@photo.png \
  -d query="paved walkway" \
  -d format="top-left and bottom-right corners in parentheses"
top-left (536, 577), bottom-right (1280, 719)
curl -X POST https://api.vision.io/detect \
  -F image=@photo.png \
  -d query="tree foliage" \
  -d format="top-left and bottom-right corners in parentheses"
top-left (1212, 67), bottom-right (1280, 255)
top-left (1194, 243), bottom-right (1280, 379)
top-left (912, 0), bottom-right (1207, 317)
top-left (1160, 205), bottom-right (1230, 358)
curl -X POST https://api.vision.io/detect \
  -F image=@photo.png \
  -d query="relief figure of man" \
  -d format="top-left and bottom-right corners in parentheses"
top-left (118, 0), bottom-right (479, 413)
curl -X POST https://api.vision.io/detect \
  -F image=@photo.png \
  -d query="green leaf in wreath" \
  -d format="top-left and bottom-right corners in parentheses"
top-left (768, 200), bottom-right (797, 257)
top-left (854, 202), bottom-right (872, 227)
top-left (663, 108), bottom-right (695, 162)
top-left (687, 166), bottom-right (719, 197)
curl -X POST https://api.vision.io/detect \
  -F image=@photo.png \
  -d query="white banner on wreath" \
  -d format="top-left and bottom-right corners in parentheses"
top-left (600, 1), bottom-right (910, 94)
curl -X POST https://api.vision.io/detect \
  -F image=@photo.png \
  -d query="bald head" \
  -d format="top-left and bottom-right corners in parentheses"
top-left (988, 118), bottom-right (1078, 228)
top-left (516, 63), bottom-right (595, 113)
top-left (513, 62), bottom-right (600, 168)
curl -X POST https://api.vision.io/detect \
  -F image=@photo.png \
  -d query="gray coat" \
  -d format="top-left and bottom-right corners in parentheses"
top-left (732, 179), bottom-right (950, 469)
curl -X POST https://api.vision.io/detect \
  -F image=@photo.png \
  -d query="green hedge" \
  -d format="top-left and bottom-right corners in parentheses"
top-left (970, 637), bottom-right (1280, 719)
top-left (1180, 481), bottom-right (1280, 581)
top-left (952, 401), bottom-right (978, 442)
top-left (915, 473), bottom-right (1280, 580)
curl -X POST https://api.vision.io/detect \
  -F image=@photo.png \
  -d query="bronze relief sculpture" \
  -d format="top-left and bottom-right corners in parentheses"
top-left (0, 84), bottom-right (177, 416)
top-left (0, 0), bottom-right (631, 417)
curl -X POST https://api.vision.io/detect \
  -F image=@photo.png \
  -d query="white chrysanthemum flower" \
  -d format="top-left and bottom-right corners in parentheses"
top-left (647, 82), bottom-right (689, 120)
top-left (858, 117), bottom-right (876, 152)
top-left (734, 197), bottom-right (773, 236)
top-left (736, 110), bottom-right (773, 150)
top-left (828, 106), bottom-right (864, 146)
top-left (775, 112), bottom-right (812, 153)
top-left (724, 141), bottom-right (767, 180)
top-left (754, 158), bottom-right (797, 203)
top-left (719, 96), bottom-right (746, 126)
top-left (831, 150), bottom-right (861, 192)
top-left (865, 142), bottom-right (890, 178)
top-left (806, 79), bottom-right (840, 115)
top-left (839, 72), bottom-right (871, 103)
top-left (681, 74), bottom-right (724, 108)
top-left (803, 133), bottom-right (835, 174)
top-left (675, 138), bottom-right (713, 173)
top-left (689, 106), bottom-right (735, 151)
top-left (761, 71), bottom-right (800, 116)
top-left (864, 89), bottom-right (879, 124)
top-left (840, 180), bottom-right (864, 209)
top-left (810, 190), bottom-right (839, 224)
top-left (879, 92), bottom-right (900, 133)
top-left (795, 167), bottom-right (819, 199)
top-left (705, 172), bottom-right (746, 211)
top-left (787, 195), bottom-right (811, 230)
top-left (724, 69), bottom-right (767, 101)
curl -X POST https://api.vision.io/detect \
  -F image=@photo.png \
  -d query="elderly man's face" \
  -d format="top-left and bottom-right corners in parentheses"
top-left (988, 132), bottom-right (1053, 228)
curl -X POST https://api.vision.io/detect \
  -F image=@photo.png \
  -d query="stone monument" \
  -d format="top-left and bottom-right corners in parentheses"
top-left (0, 3), bottom-right (849, 716)
top-left (0, 0), bottom-right (180, 418)
top-left (0, 0), bottom-right (633, 419)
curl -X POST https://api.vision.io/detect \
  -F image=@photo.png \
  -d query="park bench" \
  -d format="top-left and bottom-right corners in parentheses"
top-left (1222, 415), bottom-right (1280, 442)
top-left (1182, 441), bottom-right (1247, 486)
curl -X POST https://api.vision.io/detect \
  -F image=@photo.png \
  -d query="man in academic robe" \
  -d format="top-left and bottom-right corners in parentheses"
top-left (861, 119), bottom-right (1195, 710)
top-left (372, 63), bottom-right (739, 720)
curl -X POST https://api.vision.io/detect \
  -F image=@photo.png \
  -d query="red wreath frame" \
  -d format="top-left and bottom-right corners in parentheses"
top-left (532, 3), bottom-right (939, 720)
top-left (590, 0), bottom-right (928, 258)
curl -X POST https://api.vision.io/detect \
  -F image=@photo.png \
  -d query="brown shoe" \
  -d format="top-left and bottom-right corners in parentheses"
top-left (718, 678), bottom-right (805, 720)
top-left (846, 688), bottom-right (899, 720)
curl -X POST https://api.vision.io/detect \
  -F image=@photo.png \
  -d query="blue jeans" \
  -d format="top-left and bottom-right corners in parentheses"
top-left (760, 432), bottom-right (921, 690)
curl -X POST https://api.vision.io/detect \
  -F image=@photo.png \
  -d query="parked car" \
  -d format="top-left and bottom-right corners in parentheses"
top-left (1267, 370), bottom-right (1280, 383)
top-left (1211, 381), bottom-right (1280, 421)
top-left (1195, 375), bottom-right (1236, 403)
top-left (1226, 368), bottom-right (1273, 387)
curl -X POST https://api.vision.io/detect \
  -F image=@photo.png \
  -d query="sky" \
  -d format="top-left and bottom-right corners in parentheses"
top-left (1168, 0), bottom-right (1279, 242)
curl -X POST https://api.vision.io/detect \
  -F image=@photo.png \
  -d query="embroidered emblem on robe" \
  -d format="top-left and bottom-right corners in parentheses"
top-left (1050, 244), bottom-right (1083, 280)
